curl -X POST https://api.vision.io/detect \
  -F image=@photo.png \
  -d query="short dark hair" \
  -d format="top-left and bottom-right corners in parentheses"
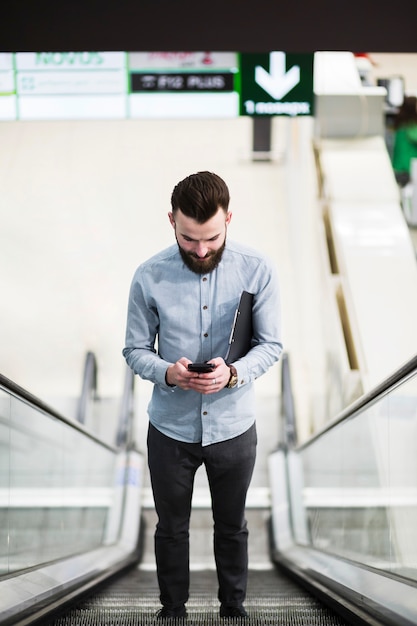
top-left (171, 171), bottom-right (230, 223)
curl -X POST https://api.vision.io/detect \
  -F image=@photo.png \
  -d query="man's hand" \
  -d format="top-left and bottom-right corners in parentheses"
top-left (166, 357), bottom-right (231, 394)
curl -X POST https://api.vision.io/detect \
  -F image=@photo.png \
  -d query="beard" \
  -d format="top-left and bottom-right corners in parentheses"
top-left (178, 239), bottom-right (226, 274)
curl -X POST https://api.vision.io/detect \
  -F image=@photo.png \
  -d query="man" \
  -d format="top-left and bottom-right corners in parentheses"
top-left (123, 171), bottom-right (282, 619)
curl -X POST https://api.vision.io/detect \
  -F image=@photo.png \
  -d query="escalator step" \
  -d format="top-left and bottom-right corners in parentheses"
top-left (48, 567), bottom-right (349, 625)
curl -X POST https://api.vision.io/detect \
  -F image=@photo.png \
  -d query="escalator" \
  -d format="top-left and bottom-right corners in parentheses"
top-left (1, 353), bottom-right (417, 625)
top-left (47, 566), bottom-right (349, 625)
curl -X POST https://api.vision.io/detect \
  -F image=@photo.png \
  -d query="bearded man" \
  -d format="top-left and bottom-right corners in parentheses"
top-left (123, 171), bottom-right (282, 620)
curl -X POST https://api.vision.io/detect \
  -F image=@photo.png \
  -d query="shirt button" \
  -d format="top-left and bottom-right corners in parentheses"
top-left (203, 305), bottom-right (208, 310)
top-left (204, 333), bottom-right (208, 338)
top-left (202, 277), bottom-right (207, 282)
top-left (203, 411), bottom-right (208, 416)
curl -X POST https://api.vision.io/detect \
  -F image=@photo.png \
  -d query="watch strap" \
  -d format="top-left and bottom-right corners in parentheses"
top-left (226, 365), bottom-right (238, 388)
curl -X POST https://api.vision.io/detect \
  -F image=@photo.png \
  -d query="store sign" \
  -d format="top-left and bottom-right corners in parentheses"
top-left (14, 52), bottom-right (127, 97)
top-left (129, 51), bottom-right (237, 94)
top-left (128, 51), bottom-right (238, 71)
top-left (15, 52), bottom-right (125, 70)
top-left (240, 52), bottom-right (314, 116)
top-left (11, 52), bottom-right (127, 120)
top-left (131, 72), bottom-right (234, 92)
top-left (1, 51), bottom-right (317, 120)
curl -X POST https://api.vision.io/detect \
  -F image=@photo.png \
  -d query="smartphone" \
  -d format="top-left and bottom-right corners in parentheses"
top-left (188, 362), bottom-right (216, 373)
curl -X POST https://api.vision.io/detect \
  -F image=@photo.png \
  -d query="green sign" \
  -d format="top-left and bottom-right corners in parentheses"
top-left (239, 52), bottom-right (314, 117)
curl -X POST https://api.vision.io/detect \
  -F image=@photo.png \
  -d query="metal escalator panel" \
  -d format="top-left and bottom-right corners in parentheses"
top-left (48, 567), bottom-right (349, 625)
top-left (270, 353), bottom-right (417, 626)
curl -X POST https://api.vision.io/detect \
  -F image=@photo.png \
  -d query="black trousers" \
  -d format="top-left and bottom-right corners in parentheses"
top-left (147, 422), bottom-right (257, 610)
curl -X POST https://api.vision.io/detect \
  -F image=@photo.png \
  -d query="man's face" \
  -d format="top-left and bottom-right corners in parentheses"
top-left (168, 207), bottom-right (232, 274)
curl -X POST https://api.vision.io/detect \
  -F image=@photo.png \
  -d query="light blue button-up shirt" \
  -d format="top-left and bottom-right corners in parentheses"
top-left (123, 239), bottom-right (283, 446)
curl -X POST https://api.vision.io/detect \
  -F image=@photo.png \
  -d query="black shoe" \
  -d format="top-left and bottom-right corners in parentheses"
top-left (220, 604), bottom-right (248, 618)
top-left (156, 605), bottom-right (187, 619)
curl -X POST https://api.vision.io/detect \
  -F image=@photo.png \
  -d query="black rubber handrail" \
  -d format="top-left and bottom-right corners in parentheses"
top-left (0, 369), bottom-right (116, 451)
top-left (0, 372), bottom-right (68, 423)
top-left (297, 352), bottom-right (417, 450)
top-left (280, 352), bottom-right (298, 449)
top-left (116, 365), bottom-right (135, 448)
top-left (76, 350), bottom-right (98, 425)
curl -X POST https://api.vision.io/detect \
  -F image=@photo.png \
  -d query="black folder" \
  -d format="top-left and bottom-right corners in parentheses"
top-left (225, 291), bottom-right (253, 364)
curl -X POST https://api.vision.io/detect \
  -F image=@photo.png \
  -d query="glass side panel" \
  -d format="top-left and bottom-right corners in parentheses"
top-left (0, 391), bottom-right (11, 575)
top-left (290, 372), bottom-right (417, 581)
top-left (0, 390), bottom-right (121, 576)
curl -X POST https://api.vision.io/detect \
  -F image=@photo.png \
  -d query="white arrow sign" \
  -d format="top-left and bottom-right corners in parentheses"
top-left (255, 52), bottom-right (300, 100)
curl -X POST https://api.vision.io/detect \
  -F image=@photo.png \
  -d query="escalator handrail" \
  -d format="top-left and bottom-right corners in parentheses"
top-left (116, 364), bottom-right (135, 448)
top-left (76, 350), bottom-right (98, 424)
top-left (280, 352), bottom-right (298, 448)
top-left (0, 370), bottom-right (117, 452)
top-left (297, 352), bottom-right (417, 450)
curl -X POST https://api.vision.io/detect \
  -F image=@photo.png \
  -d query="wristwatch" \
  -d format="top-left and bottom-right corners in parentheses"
top-left (226, 365), bottom-right (238, 389)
